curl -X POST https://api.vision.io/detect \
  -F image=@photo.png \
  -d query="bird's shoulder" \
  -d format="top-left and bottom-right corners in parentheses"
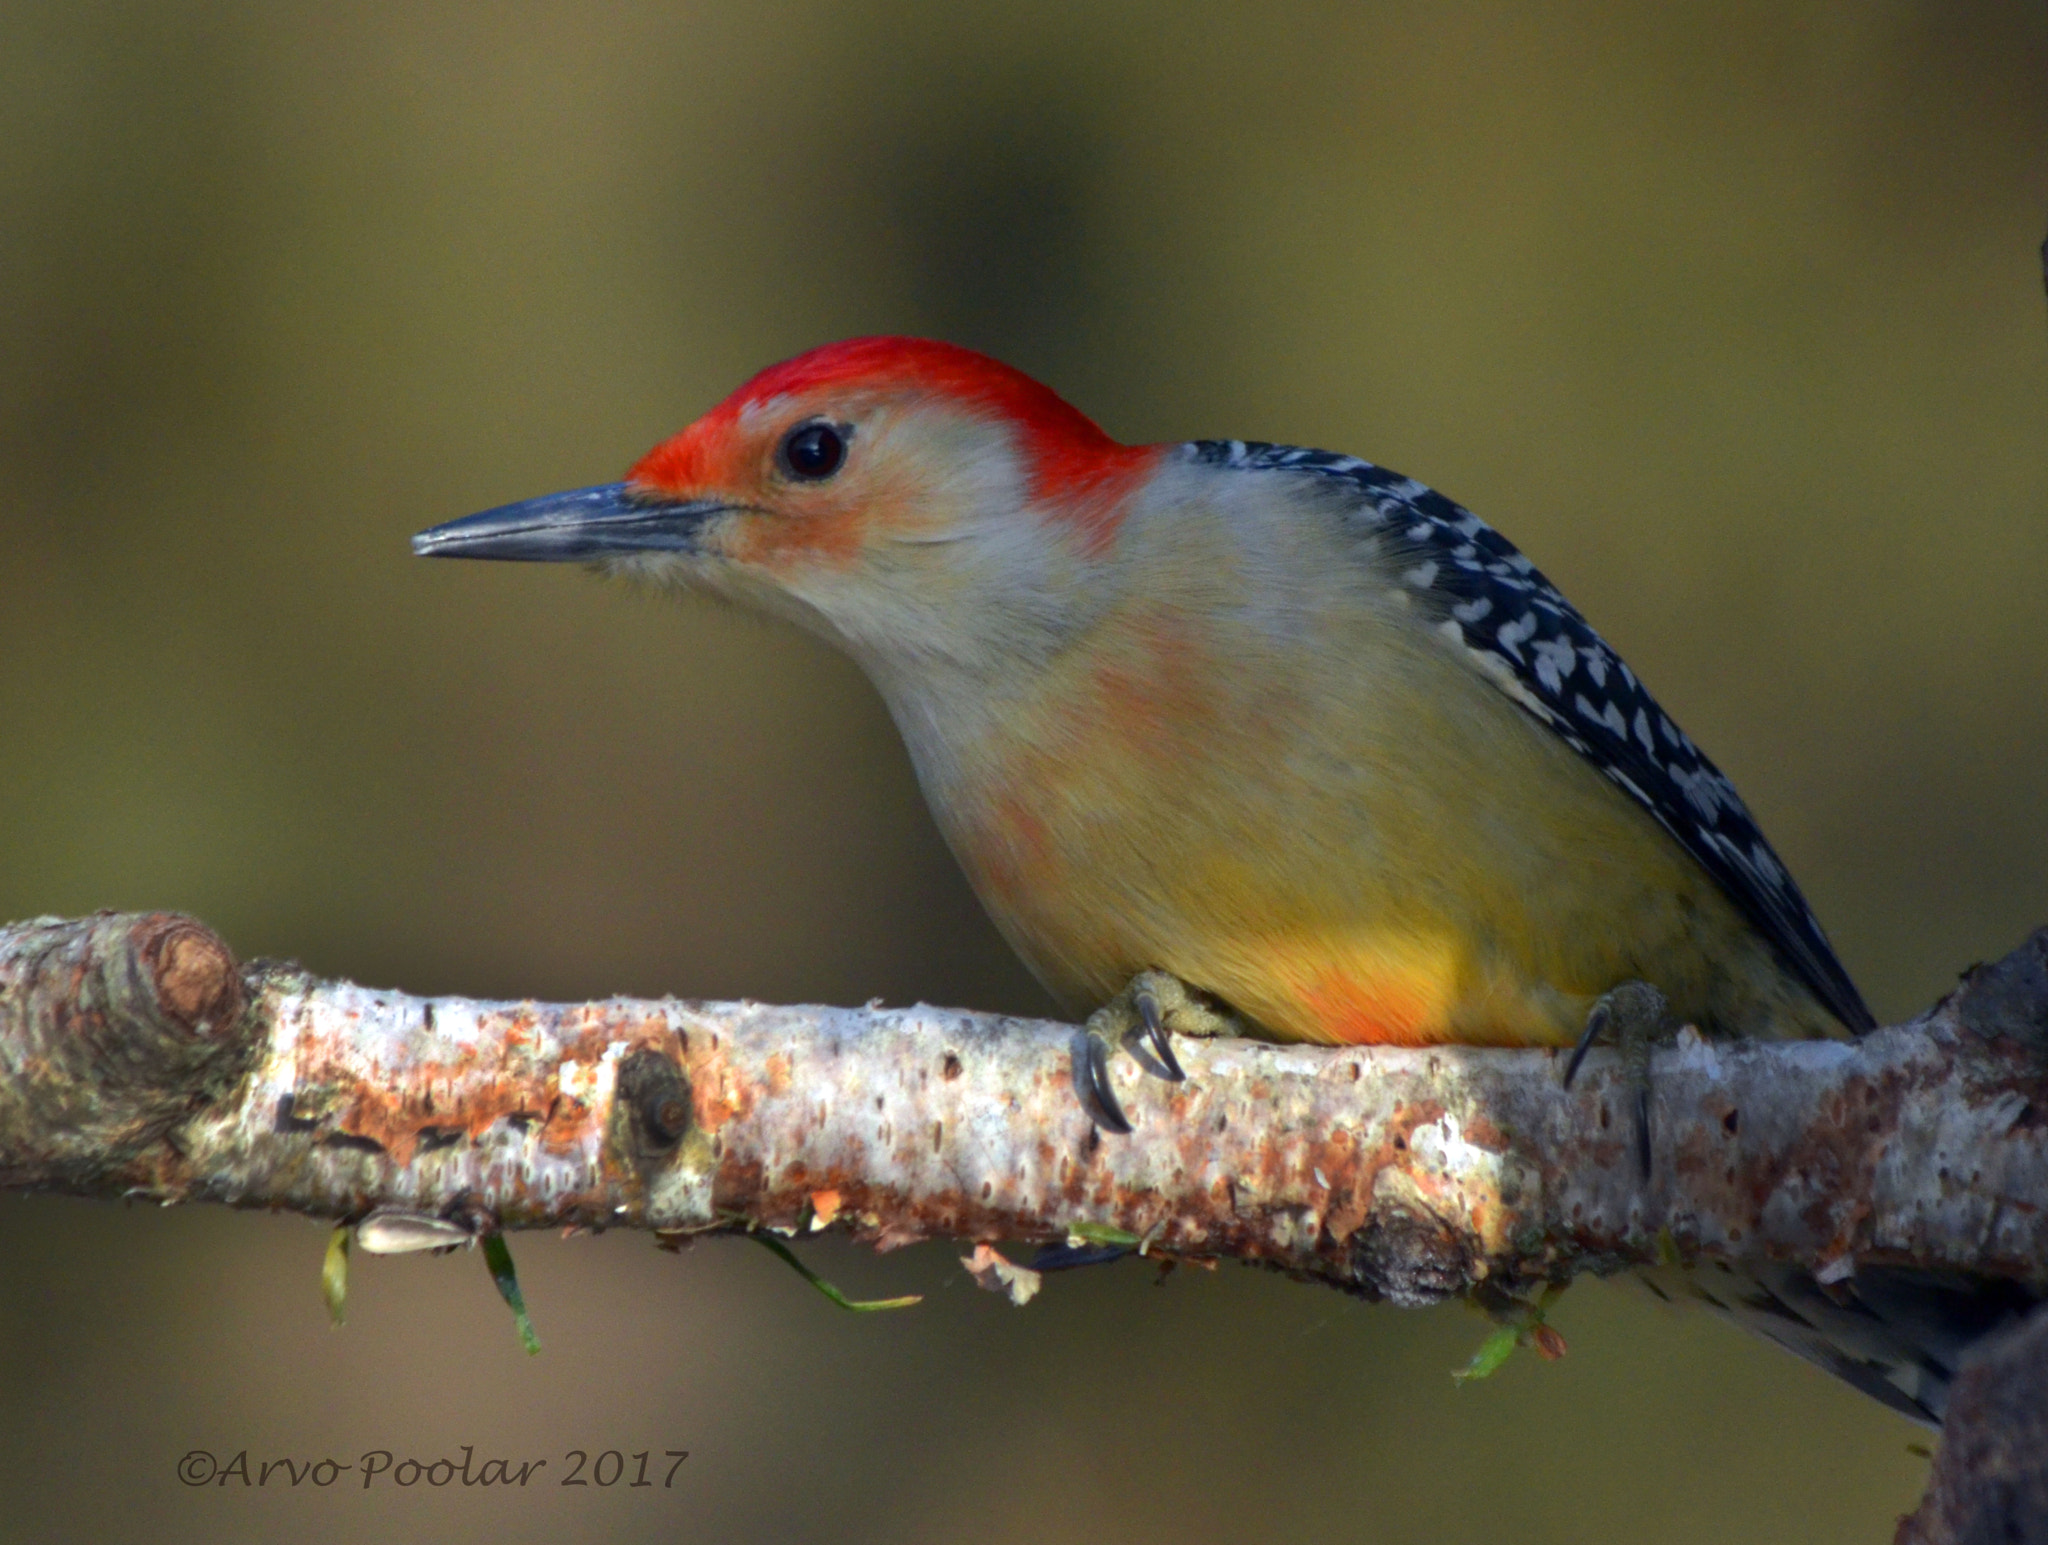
top-left (1179, 439), bottom-right (1873, 1033)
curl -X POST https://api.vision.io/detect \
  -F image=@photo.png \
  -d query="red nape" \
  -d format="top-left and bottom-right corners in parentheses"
top-left (729, 337), bottom-right (1159, 538)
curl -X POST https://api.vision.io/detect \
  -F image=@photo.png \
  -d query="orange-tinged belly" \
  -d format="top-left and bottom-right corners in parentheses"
top-left (924, 557), bottom-right (1809, 1051)
top-left (1298, 964), bottom-right (1454, 1047)
top-left (1200, 929), bottom-right (1590, 1050)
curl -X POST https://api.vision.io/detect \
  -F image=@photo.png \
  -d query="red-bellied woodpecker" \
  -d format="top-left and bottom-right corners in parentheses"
top-left (415, 337), bottom-right (2013, 1423)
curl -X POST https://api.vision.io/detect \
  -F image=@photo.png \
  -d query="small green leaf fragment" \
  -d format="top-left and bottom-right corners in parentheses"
top-left (322, 1227), bottom-right (349, 1327)
top-left (1453, 1325), bottom-right (1521, 1383)
top-left (480, 1233), bottom-right (541, 1354)
top-left (1064, 1221), bottom-right (1140, 1247)
top-left (746, 1231), bottom-right (922, 1312)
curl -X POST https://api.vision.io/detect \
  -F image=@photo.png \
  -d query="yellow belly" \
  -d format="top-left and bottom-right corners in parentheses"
top-left (936, 585), bottom-right (1840, 1049)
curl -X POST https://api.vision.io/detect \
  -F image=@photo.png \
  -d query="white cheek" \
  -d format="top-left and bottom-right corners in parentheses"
top-left (596, 551), bottom-right (701, 588)
top-left (790, 582), bottom-right (895, 650)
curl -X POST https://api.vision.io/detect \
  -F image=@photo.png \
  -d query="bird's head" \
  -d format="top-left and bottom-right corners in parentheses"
top-left (414, 338), bottom-right (1159, 671)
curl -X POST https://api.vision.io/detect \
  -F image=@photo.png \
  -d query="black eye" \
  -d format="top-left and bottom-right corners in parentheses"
top-left (781, 421), bottom-right (846, 480)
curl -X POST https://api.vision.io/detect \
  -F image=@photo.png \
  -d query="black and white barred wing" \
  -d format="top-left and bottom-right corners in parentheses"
top-left (1187, 440), bottom-right (1874, 1034)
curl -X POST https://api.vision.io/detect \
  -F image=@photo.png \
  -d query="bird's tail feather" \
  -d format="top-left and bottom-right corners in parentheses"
top-left (1641, 1261), bottom-right (2042, 1425)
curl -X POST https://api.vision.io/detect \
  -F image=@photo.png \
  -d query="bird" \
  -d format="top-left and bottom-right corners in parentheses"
top-left (415, 335), bottom-right (2007, 1423)
top-left (414, 336), bottom-right (1870, 1073)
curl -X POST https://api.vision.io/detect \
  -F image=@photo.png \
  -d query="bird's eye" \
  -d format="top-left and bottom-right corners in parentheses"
top-left (780, 421), bottom-right (847, 481)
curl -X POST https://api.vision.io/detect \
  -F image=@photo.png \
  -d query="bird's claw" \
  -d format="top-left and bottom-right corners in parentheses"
top-left (1132, 981), bottom-right (1185, 1082)
top-left (1563, 980), bottom-right (1672, 1178)
top-left (1075, 969), bottom-right (1240, 1133)
top-left (1563, 997), bottom-right (1610, 1089)
top-left (1075, 1028), bottom-right (1134, 1134)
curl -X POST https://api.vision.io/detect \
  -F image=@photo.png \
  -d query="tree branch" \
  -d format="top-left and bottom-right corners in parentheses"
top-left (2, 910), bottom-right (2044, 1525)
top-left (1896, 1300), bottom-right (2048, 1545)
top-left (1, 911), bottom-right (2042, 1292)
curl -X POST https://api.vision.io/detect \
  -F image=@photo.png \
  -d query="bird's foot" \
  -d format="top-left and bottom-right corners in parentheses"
top-left (1563, 980), bottom-right (1675, 1177)
top-left (1075, 969), bottom-right (1243, 1134)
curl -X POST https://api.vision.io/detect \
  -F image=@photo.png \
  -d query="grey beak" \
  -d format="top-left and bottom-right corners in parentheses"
top-left (412, 483), bottom-right (725, 561)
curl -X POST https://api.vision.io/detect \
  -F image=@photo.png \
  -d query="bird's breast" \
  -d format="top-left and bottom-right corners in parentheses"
top-left (884, 503), bottom-right (1819, 1049)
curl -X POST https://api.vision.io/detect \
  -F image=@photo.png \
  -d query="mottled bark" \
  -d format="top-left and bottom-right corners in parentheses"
top-left (1, 911), bottom-right (2042, 1293)
top-left (1, 912), bottom-right (2044, 1527)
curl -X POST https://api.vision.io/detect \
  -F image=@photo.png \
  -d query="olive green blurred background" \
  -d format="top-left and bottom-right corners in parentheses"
top-left (1, 3), bottom-right (2043, 1541)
